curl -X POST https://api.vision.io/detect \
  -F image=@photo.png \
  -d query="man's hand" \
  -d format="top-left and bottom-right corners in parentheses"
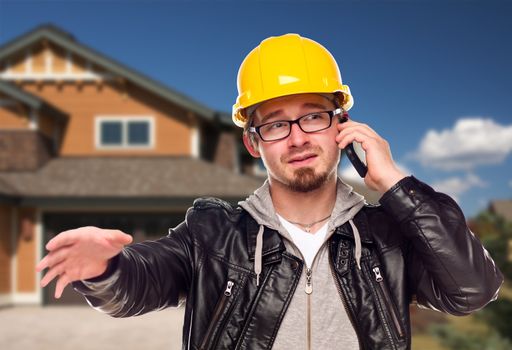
top-left (36, 227), bottom-right (133, 299)
top-left (336, 119), bottom-right (406, 193)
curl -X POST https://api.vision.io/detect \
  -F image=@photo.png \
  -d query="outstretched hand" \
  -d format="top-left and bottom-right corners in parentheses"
top-left (36, 227), bottom-right (133, 299)
top-left (336, 119), bottom-right (406, 193)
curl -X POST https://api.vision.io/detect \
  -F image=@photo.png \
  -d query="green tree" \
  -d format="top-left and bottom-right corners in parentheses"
top-left (432, 208), bottom-right (512, 349)
top-left (471, 210), bottom-right (512, 280)
top-left (430, 324), bottom-right (511, 350)
top-left (477, 299), bottom-right (512, 342)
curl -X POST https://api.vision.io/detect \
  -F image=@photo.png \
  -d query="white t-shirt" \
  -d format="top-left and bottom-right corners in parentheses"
top-left (277, 214), bottom-right (328, 268)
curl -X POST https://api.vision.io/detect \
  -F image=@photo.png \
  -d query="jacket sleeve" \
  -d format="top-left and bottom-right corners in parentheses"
top-left (71, 218), bottom-right (193, 318)
top-left (378, 176), bottom-right (504, 316)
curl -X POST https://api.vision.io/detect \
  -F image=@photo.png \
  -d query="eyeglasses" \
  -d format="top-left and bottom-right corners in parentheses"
top-left (249, 108), bottom-right (343, 142)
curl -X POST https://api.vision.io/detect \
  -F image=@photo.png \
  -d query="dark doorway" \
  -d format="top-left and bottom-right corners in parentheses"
top-left (42, 211), bottom-right (185, 305)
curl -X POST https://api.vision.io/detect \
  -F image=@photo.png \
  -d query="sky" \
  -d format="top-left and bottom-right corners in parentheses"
top-left (0, 0), bottom-right (511, 219)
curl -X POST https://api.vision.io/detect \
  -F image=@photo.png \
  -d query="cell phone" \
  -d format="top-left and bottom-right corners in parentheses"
top-left (338, 111), bottom-right (368, 178)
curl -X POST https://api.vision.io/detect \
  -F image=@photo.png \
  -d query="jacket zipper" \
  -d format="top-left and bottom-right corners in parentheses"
top-left (305, 267), bottom-right (312, 350)
top-left (363, 264), bottom-right (396, 349)
top-left (199, 280), bottom-right (234, 350)
top-left (328, 246), bottom-right (365, 350)
top-left (372, 267), bottom-right (405, 340)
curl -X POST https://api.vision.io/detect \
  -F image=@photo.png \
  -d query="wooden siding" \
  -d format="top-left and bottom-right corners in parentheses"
top-left (0, 96), bottom-right (29, 129)
top-left (32, 44), bottom-right (46, 72)
top-left (52, 45), bottom-right (67, 73)
top-left (9, 51), bottom-right (26, 73)
top-left (72, 55), bottom-right (87, 74)
top-left (0, 205), bottom-right (12, 294)
top-left (16, 208), bottom-right (36, 293)
top-left (1, 42), bottom-right (196, 156)
top-left (19, 80), bottom-right (193, 156)
top-left (38, 113), bottom-right (58, 140)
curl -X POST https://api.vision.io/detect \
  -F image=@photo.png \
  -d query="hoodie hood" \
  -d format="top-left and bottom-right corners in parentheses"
top-left (238, 177), bottom-right (366, 285)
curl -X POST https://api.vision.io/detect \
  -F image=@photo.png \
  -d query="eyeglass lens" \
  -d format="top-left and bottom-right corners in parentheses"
top-left (259, 112), bottom-right (332, 141)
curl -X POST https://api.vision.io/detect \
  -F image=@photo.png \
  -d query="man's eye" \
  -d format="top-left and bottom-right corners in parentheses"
top-left (304, 113), bottom-right (323, 121)
top-left (269, 122), bottom-right (286, 129)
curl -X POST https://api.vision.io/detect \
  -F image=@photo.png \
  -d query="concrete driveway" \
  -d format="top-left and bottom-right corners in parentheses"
top-left (0, 305), bottom-right (185, 350)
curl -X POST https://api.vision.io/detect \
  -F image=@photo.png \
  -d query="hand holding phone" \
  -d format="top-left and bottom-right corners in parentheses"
top-left (336, 111), bottom-right (407, 192)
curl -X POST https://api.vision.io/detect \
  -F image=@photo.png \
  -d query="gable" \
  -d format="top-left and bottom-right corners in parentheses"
top-left (0, 24), bottom-right (232, 126)
top-left (1, 40), bottom-right (109, 82)
top-left (0, 25), bottom-right (248, 173)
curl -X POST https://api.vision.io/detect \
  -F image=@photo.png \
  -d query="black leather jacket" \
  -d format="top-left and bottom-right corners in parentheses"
top-left (73, 176), bottom-right (503, 350)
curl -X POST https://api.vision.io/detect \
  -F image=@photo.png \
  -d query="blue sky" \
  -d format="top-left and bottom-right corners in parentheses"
top-left (1, 0), bottom-right (511, 218)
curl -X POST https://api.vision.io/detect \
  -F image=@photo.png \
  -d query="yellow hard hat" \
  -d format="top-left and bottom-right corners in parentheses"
top-left (232, 33), bottom-right (354, 128)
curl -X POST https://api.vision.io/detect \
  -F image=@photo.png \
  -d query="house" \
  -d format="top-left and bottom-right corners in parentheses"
top-left (489, 200), bottom-right (512, 223)
top-left (0, 24), bottom-right (379, 307)
top-left (0, 24), bottom-right (264, 306)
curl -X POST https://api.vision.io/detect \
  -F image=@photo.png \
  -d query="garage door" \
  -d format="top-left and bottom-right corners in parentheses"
top-left (42, 211), bottom-right (185, 305)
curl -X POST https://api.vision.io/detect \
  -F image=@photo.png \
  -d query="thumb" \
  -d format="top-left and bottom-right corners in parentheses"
top-left (107, 230), bottom-right (133, 246)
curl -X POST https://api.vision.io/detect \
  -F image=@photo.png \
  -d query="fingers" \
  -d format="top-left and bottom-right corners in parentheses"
top-left (54, 273), bottom-right (71, 299)
top-left (40, 262), bottom-right (70, 299)
top-left (336, 121), bottom-right (377, 140)
top-left (36, 255), bottom-right (48, 272)
top-left (337, 129), bottom-right (378, 150)
top-left (336, 121), bottom-right (381, 149)
top-left (37, 246), bottom-right (70, 273)
top-left (40, 260), bottom-right (65, 288)
top-left (45, 229), bottom-right (78, 251)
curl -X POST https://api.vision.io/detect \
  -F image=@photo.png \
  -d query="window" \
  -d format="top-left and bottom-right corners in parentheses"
top-left (96, 116), bottom-right (154, 149)
top-left (101, 121), bottom-right (122, 145)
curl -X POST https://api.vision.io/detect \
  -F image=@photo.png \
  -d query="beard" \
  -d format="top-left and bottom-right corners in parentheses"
top-left (287, 167), bottom-right (330, 193)
top-left (267, 144), bottom-right (339, 193)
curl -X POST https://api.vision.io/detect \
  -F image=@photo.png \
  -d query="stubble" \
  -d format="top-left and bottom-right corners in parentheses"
top-left (286, 167), bottom-right (330, 192)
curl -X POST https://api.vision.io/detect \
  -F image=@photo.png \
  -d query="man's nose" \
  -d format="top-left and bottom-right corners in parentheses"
top-left (287, 123), bottom-right (309, 147)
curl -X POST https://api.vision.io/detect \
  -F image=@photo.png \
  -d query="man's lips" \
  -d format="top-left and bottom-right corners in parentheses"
top-left (287, 153), bottom-right (317, 164)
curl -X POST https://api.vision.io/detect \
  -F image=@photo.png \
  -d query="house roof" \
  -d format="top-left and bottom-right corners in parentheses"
top-left (0, 24), bottom-right (233, 127)
top-left (0, 157), bottom-right (263, 204)
top-left (489, 200), bottom-right (512, 222)
top-left (0, 80), bottom-right (68, 121)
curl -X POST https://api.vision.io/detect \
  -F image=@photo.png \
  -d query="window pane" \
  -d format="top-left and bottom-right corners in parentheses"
top-left (101, 121), bottom-right (122, 145)
top-left (128, 121), bottom-right (149, 145)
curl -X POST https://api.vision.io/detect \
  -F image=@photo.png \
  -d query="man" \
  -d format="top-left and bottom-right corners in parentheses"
top-left (37, 34), bottom-right (503, 350)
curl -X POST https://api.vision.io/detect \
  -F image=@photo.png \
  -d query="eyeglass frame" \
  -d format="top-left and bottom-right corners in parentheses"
top-left (248, 107), bottom-right (344, 142)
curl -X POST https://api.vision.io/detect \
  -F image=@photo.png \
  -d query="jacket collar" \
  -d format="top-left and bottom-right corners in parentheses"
top-left (335, 210), bottom-right (373, 244)
top-left (246, 214), bottom-right (286, 263)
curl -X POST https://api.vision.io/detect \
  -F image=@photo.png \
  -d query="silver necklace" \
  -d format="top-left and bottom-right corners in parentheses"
top-left (286, 214), bottom-right (331, 233)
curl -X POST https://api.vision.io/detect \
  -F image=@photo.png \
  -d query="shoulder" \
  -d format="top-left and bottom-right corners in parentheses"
top-left (184, 197), bottom-right (246, 233)
top-left (184, 197), bottom-right (251, 263)
top-left (358, 203), bottom-right (404, 249)
top-left (189, 197), bottom-right (243, 219)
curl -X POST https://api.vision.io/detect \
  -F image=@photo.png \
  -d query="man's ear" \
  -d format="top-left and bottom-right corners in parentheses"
top-left (243, 132), bottom-right (261, 158)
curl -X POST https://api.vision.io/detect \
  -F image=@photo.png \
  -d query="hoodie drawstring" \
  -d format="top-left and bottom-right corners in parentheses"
top-left (348, 219), bottom-right (362, 270)
top-left (255, 225), bottom-right (264, 286)
top-left (254, 219), bottom-right (361, 286)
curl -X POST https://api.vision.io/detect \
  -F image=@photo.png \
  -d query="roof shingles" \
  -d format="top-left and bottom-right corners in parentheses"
top-left (0, 157), bottom-right (263, 199)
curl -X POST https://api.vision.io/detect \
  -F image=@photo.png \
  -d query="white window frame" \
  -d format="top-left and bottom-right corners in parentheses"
top-left (95, 116), bottom-right (155, 150)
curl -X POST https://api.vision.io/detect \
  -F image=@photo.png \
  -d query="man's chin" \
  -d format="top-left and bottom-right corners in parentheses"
top-left (287, 167), bottom-right (329, 193)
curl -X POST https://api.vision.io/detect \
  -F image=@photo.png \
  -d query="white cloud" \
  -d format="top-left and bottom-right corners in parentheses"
top-left (430, 173), bottom-right (487, 202)
top-left (339, 161), bottom-right (412, 186)
top-left (410, 118), bottom-right (512, 171)
top-left (340, 163), bottom-right (364, 185)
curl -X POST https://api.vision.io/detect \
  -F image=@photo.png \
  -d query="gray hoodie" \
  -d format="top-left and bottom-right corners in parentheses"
top-left (238, 177), bottom-right (366, 350)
